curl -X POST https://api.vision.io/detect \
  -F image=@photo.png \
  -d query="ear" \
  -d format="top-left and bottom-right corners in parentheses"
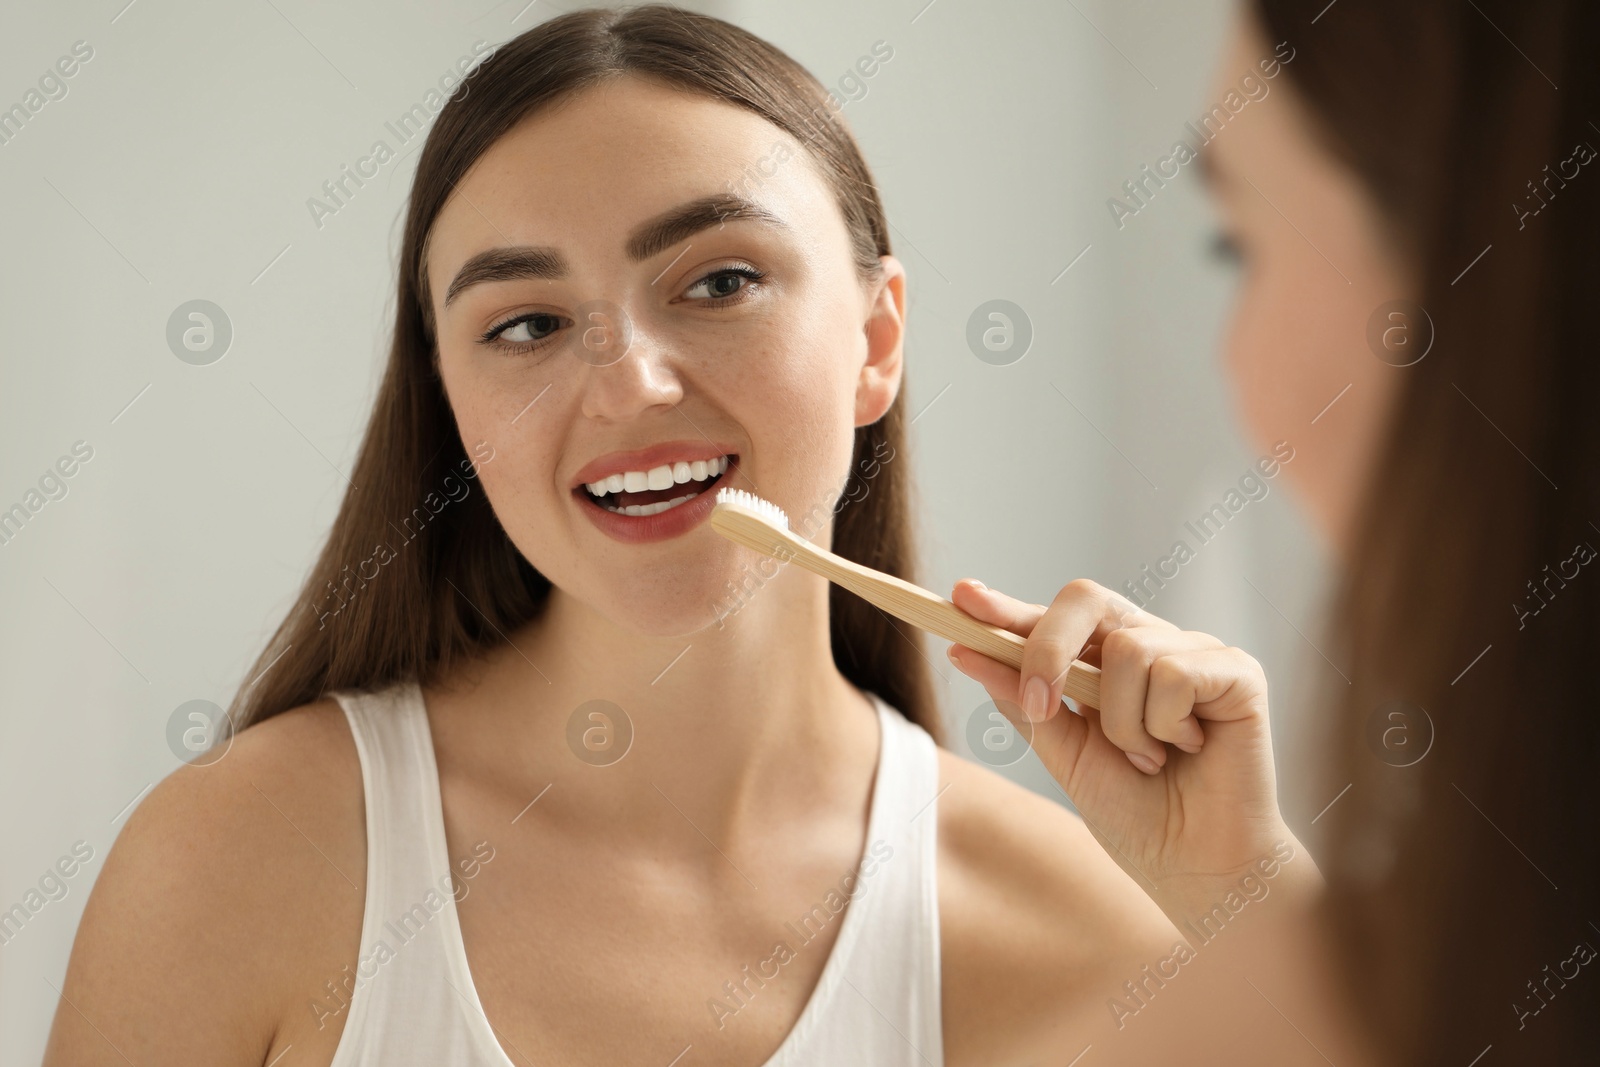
top-left (855, 255), bottom-right (907, 428)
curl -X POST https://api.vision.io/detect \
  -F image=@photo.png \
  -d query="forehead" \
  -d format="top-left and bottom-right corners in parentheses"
top-left (426, 75), bottom-right (834, 281)
top-left (1199, 19), bottom-right (1314, 193)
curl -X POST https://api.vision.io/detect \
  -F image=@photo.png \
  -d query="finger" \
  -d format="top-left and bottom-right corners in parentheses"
top-left (947, 642), bottom-right (1093, 780)
top-left (1146, 646), bottom-right (1269, 736)
top-left (1099, 628), bottom-right (1223, 766)
top-left (951, 578), bottom-right (1046, 638)
top-left (1018, 579), bottom-right (1175, 725)
top-left (952, 578), bottom-right (1169, 679)
top-left (946, 641), bottom-right (1021, 702)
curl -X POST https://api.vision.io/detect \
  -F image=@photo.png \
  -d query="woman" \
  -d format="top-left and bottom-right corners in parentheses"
top-left (44, 7), bottom-right (1182, 1066)
top-left (950, 0), bottom-right (1600, 1062)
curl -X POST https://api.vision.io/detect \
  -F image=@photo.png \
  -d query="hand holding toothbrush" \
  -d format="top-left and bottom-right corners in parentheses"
top-left (944, 577), bottom-right (1321, 925)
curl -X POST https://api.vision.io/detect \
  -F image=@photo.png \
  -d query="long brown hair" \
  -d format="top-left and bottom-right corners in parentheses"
top-left (1254, 0), bottom-right (1600, 1060)
top-left (228, 4), bottom-right (941, 744)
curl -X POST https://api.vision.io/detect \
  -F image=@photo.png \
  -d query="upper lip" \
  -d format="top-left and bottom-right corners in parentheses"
top-left (569, 440), bottom-right (738, 490)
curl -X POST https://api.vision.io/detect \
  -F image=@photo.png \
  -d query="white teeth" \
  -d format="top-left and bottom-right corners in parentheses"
top-left (584, 454), bottom-right (733, 501)
top-left (610, 493), bottom-right (696, 517)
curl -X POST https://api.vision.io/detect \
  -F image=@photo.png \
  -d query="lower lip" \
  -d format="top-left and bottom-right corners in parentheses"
top-left (574, 459), bottom-right (737, 544)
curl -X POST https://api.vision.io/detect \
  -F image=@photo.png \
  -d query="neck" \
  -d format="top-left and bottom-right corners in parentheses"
top-left (426, 564), bottom-right (880, 844)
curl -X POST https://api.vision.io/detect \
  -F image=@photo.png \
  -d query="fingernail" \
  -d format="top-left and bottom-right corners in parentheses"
top-left (1022, 676), bottom-right (1049, 721)
top-left (946, 646), bottom-right (960, 666)
top-left (1175, 742), bottom-right (1203, 754)
top-left (1127, 752), bottom-right (1160, 775)
top-left (972, 579), bottom-right (987, 590)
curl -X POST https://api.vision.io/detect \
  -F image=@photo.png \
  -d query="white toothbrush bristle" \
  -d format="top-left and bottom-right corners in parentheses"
top-left (714, 487), bottom-right (790, 530)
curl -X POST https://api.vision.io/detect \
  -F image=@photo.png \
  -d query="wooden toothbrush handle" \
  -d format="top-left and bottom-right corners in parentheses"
top-left (803, 546), bottom-right (1103, 709)
top-left (933, 598), bottom-right (1103, 710)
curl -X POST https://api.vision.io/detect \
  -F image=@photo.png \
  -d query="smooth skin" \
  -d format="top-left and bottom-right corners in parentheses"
top-left (45, 74), bottom-right (1176, 1067)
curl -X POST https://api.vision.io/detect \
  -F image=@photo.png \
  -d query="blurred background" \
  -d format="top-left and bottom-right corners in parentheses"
top-left (0, 0), bottom-right (1333, 1058)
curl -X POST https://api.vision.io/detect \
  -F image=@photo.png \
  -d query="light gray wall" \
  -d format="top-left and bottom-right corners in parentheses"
top-left (0, 1), bottom-right (1327, 1059)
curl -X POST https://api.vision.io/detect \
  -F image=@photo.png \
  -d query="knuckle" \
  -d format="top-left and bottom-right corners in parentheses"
top-left (1227, 646), bottom-right (1264, 674)
top-left (1059, 577), bottom-right (1104, 604)
top-left (1149, 654), bottom-right (1190, 691)
top-left (1220, 646), bottom-right (1269, 701)
top-left (1099, 626), bottom-right (1146, 669)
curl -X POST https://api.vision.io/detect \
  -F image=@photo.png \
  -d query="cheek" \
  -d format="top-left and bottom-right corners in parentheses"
top-left (440, 337), bottom-right (579, 456)
top-left (717, 300), bottom-right (863, 480)
top-left (1224, 262), bottom-right (1371, 449)
top-left (437, 356), bottom-right (565, 543)
top-left (1223, 272), bottom-right (1301, 452)
top-left (730, 347), bottom-right (853, 512)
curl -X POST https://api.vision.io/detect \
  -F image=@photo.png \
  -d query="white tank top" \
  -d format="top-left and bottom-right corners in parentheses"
top-left (325, 679), bottom-right (944, 1066)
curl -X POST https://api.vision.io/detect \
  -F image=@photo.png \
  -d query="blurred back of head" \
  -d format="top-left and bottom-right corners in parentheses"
top-left (1254, 0), bottom-right (1600, 1059)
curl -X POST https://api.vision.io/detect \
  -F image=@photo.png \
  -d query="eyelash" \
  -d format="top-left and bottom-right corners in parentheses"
top-left (478, 264), bottom-right (768, 356)
top-left (683, 264), bottom-right (765, 305)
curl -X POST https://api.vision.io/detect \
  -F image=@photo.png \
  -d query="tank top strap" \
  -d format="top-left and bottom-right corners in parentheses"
top-left (326, 681), bottom-right (512, 1065)
top-left (845, 691), bottom-right (945, 1062)
top-left (770, 691), bottom-right (944, 1065)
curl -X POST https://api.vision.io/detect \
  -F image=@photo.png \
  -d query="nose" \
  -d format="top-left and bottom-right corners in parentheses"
top-left (575, 311), bottom-right (685, 422)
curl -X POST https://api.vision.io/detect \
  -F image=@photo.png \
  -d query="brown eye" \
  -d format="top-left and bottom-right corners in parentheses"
top-left (683, 265), bottom-right (764, 302)
top-left (493, 313), bottom-right (563, 343)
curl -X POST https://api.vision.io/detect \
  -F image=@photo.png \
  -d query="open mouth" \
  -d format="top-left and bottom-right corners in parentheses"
top-left (576, 454), bottom-right (736, 517)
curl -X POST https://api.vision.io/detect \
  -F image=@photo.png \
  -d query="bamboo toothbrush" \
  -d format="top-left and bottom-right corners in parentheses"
top-left (709, 487), bottom-right (1102, 709)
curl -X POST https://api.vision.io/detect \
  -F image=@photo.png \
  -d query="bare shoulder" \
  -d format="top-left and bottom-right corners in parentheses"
top-left (44, 698), bottom-right (367, 1066)
top-left (935, 748), bottom-right (1178, 1067)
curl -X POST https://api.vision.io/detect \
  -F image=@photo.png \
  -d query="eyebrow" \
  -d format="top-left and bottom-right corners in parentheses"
top-left (442, 193), bottom-right (788, 308)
